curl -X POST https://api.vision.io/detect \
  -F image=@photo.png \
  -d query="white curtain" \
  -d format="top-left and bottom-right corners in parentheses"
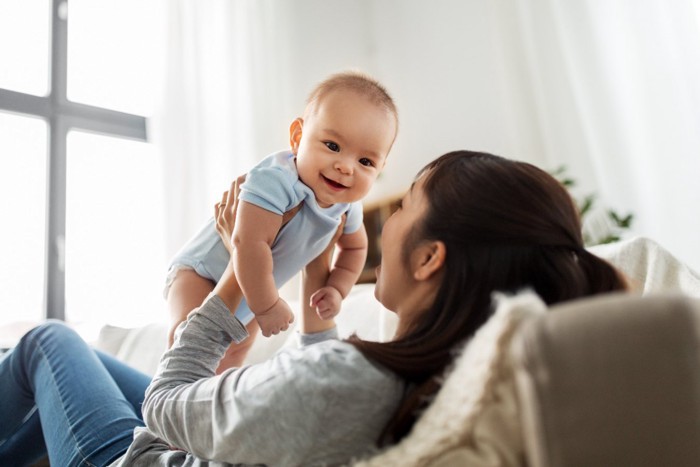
top-left (151, 0), bottom-right (296, 258)
top-left (153, 0), bottom-right (700, 270)
top-left (498, 0), bottom-right (700, 268)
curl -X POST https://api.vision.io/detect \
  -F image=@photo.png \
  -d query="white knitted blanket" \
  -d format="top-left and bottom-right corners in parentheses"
top-left (352, 291), bottom-right (546, 467)
top-left (589, 236), bottom-right (700, 296)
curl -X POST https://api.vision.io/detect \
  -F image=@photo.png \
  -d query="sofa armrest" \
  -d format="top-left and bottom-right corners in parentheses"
top-left (511, 293), bottom-right (700, 467)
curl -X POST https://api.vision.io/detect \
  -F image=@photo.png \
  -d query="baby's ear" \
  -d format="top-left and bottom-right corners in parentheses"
top-left (289, 118), bottom-right (304, 154)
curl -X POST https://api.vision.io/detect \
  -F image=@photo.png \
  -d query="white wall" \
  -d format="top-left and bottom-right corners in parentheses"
top-left (254, 0), bottom-right (700, 270)
top-left (169, 0), bottom-right (700, 271)
top-left (248, 0), bottom-right (547, 203)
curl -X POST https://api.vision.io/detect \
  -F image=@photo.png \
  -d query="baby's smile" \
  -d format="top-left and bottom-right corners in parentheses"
top-left (322, 175), bottom-right (348, 191)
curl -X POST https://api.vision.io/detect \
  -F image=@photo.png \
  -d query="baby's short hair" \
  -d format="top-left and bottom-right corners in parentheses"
top-left (305, 71), bottom-right (398, 125)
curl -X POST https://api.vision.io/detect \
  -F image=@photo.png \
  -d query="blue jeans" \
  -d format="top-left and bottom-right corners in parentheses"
top-left (0, 321), bottom-right (151, 466)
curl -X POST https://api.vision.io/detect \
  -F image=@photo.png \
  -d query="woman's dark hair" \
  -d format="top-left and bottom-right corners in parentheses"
top-left (349, 150), bottom-right (627, 444)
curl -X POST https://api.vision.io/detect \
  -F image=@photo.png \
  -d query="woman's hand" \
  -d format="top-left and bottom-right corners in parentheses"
top-left (215, 175), bottom-right (301, 255)
top-left (215, 174), bottom-right (246, 255)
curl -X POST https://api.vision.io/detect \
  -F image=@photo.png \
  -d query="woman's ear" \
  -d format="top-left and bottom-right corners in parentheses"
top-left (413, 240), bottom-right (446, 281)
top-left (289, 118), bottom-right (303, 154)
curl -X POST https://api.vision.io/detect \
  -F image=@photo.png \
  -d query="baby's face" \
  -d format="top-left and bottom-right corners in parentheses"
top-left (293, 89), bottom-right (397, 208)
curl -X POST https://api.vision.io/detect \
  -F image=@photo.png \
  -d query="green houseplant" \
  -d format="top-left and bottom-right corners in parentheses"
top-left (551, 166), bottom-right (634, 246)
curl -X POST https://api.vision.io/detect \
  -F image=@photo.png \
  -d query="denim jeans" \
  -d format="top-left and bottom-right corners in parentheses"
top-left (0, 321), bottom-right (151, 466)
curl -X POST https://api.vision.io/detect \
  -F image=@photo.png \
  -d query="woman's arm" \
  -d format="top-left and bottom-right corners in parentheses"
top-left (142, 292), bottom-right (280, 460)
top-left (142, 287), bottom-right (399, 466)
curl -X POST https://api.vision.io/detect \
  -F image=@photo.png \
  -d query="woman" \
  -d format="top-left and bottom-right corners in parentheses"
top-left (0, 150), bottom-right (626, 466)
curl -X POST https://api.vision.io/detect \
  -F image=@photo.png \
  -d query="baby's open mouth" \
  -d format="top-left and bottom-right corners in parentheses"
top-left (322, 175), bottom-right (347, 190)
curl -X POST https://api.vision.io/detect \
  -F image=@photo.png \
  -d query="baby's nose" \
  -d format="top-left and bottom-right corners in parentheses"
top-left (334, 160), bottom-right (353, 175)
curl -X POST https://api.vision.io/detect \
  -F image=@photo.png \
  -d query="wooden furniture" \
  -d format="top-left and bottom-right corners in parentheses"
top-left (359, 194), bottom-right (403, 283)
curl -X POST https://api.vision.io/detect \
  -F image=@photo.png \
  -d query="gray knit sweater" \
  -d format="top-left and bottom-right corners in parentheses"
top-left (110, 294), bottom-right (404, 466)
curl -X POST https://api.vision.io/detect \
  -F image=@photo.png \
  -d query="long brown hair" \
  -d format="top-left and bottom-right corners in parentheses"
top-left (349, 150), bottom-right (627, 444)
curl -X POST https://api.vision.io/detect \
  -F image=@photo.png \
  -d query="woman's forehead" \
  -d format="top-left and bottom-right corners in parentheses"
top-left (405, 176), bottom-right (429, 207)
top-left (410, 172), bottom-right (430, 194)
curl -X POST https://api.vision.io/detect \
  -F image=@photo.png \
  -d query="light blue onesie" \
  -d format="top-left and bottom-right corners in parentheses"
top-left (165, 150), bottom-right (363, 326)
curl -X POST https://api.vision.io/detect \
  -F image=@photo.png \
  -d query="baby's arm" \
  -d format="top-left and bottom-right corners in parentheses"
top-left (310, 225), bottom-right (368, 319)
top-left (233, 201), bottom-right (294, 337)
top-left (302, 218), bottom-right (344, 332)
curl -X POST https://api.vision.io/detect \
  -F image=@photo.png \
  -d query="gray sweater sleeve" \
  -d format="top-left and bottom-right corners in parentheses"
top-left (139, 293), bottom-right (402, 466)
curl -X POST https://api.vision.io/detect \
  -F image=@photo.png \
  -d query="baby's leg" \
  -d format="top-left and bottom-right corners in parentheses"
top-left (165, 268), bottom-right (215, 345)
top-left (166, 268), bottom-right (258, 372)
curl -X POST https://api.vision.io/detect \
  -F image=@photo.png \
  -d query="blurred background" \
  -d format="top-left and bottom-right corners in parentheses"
top-left (1, 0), bottom-right (699, 331)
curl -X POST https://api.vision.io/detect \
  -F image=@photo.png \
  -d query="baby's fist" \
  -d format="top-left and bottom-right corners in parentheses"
top-left (310, 286), bottom-right (343, 320)
top-left (255, 299), bottom-right (294, 337)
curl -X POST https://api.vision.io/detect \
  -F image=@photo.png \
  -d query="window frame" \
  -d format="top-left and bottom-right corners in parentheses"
top-left (0, 0), bottom-right (147, 320)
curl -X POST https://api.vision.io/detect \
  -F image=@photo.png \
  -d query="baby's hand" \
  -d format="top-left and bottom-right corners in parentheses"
top-left (255, 299), bottom-right (294, 337)
top-left (310, 286), bottom-right (343, 320)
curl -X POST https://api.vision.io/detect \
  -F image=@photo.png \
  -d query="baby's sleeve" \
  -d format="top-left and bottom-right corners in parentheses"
top-left (239, 164), bottom-right (297, 215)
top-left (343, 202), bottom-right (364, 234)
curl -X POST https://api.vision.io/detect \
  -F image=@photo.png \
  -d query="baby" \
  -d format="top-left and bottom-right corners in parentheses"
top-left (165, 71), bottom-right (398, 359)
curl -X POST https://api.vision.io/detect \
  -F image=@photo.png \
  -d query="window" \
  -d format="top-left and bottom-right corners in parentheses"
top-left (67, 0), bottom-right (162, 116)
top-left (66, 131), bottom-right (165, 326)
top-left (0, 114), bottom-right (47, 325)
top-left (0, 0), bottom-right (164, 327)
top-left (0, 0), bottom-right (50, 96)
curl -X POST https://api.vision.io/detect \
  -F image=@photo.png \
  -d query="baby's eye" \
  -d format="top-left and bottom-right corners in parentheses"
top-left (393, 199), bottom-right (403, 210)
top-left (359, 157), bottom-right (374, 167)
top-left (325, 141), bottom-right (340, 152)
